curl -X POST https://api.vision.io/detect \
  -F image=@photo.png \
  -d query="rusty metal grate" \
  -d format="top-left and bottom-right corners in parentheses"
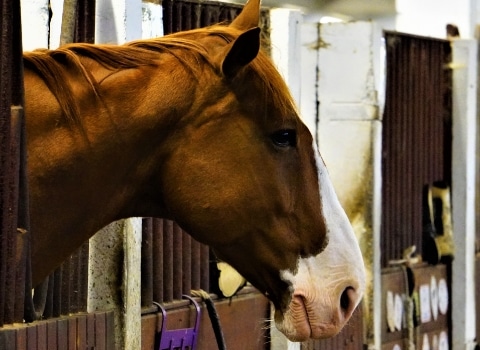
top-left (141, 218), bottom-right (211, 306)
top-left (381, 31), bottom-right (452, 267)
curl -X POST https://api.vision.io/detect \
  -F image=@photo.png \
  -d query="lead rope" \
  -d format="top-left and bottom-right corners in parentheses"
top-left (191, 289), bottom-right (227, 350)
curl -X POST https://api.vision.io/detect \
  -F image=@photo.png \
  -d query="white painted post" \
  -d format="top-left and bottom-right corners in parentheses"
top-left (122, 218), bottom-right (143, 349)
top-left (450, 38), bottom-right (477, 350)
top-left (49, 0), bottom-right (64, 48)
top-left (270, 8), bottom-right (303, 107)
top-left (299, 21), bottom-right (319, 136)
top-left (88, 221), bottom-right (127, 347)
top-left (142, 1), bottom-right (163, 39)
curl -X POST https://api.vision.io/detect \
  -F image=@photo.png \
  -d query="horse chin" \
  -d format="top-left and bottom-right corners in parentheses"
top-left (274, 295), bottom-right (345, 342)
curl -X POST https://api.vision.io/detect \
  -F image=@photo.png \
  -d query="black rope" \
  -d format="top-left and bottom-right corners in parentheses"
top-left (191, 290), bottom-right (227, 350)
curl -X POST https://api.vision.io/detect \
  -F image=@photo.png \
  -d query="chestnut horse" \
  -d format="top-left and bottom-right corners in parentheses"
top-left (23, 0), bottom-right (365, 341)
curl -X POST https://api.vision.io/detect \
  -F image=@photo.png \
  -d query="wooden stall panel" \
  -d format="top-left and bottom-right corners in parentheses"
top-left (412, 265), bottom-right (450, 340)
top-left (381, 267), bottom-right (409, 346)
top-left (381, 264), bottom-right (450, 348)
top-left (0, 311), bottom-right (114, 350)
top-left (382, 339), bottom-right (406, 350)
top-left (416, 328), bottom-right (449, 350)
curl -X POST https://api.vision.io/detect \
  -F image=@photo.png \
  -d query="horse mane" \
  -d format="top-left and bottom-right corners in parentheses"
top-left (23, 25), bottom-right (297, 126)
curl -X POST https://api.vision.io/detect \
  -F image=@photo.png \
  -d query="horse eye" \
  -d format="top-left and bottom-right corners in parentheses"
top-left (271, 129), bottom-right (297, 148)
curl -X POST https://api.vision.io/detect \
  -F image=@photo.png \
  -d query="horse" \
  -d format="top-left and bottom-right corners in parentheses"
top-left (23, 0), bottom-right (365, 341)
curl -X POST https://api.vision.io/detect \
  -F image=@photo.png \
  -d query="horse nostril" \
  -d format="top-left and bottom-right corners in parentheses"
top-left (340, 287), bottom-right (351, 311)
top-left (340, 286), bottom-right (356, 314)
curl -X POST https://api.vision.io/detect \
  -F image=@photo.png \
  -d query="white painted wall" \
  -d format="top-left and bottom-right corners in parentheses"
top-left (21, 0), bottom-right (49, 51)
top-left (270, 9), bottom-right (302, 109)
top-left (396, 0), bottom-right (477, 38)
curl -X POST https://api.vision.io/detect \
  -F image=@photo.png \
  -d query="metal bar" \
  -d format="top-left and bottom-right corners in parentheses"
top-left (141, 218), bottom-right (153, 307)
top-left (74, 0), bottom-right (96, 44)
top-left (0, 0), bottom-right (25, 326)
top-left (172, 223), bottom-right (183, 300)
top-left (191, 238), bottom-right (201, 291)
top-left (182, 229), bottom-right (191, 294)
top-left (152, 218), bottom-right (164, 303)
top-left (163, 219), bottom-right (174, 302)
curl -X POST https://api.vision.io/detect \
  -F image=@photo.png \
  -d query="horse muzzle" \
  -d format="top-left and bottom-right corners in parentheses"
top-left (274, 285), bottom-right (363, 341)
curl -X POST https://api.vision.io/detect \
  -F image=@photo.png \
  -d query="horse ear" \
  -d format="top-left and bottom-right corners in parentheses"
top-left (221, 27), bottom-right (261, 78)
top-left (230, 0), bottom-right (261, 30)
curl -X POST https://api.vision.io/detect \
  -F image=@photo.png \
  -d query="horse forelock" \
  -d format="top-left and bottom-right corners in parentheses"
top-left (23, 24), bottom-right (297, 129)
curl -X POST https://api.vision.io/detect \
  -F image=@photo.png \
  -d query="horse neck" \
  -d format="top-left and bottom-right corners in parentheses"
top-left (25, 57), bottom-right (201, 282)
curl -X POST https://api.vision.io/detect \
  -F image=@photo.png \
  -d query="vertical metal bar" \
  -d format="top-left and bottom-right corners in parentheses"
top-left (74, 0), bottom-right (96, 44)
top-left (77, 242), bottom-right (89, 312)
top-left (52, 268), bottom-right (62, 317)
top-left (200, 245), bottom-right (209, 291)
top-left (13, 106), bottom-right (28, 322)
top-left (152, 218), bottom-right (164, 303)
top-left (162, 0), bottom-right (173, 35)
top-left (173, 0), bottom-right (182, 33)
top-left (3, 106), bottom-right (20, 324)
top-left (41, 276), bottom-right (54, 319)
top-left (182, 2), bottom-right (192, 31)
top-left (172, 223), bottom-right (183, 300)
top-left (69, 254), bottom-right (80, 313)
top-left (141, 218), bottom-right (153, 307)
top-left (192, 2), bottom-right (202, 29)
top-left (0, 0), bottom-right (25, 325)
top-left (191, 238), bottom-right (201, 291)
top-left (163, 219), bottom-right (173, 302)
top-left (182, 229), bottom-right (191, 294)
top-left (61, 258), bottom-right (72, 315)
top-left (0, 0), bottom-right (13, 327)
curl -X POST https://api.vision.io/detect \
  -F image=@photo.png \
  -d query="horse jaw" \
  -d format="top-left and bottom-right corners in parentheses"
top-left (275, 142), bottom-right (366, 341)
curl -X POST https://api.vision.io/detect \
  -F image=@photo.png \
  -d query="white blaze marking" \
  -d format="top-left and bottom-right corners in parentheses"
top-left (280, 141), bottom-right (365, 307)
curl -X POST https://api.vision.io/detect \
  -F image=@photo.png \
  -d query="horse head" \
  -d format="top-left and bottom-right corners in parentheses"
top-left (24, 0), bottom-right (365, 341)
top-left (158, 0), bottom-right (366, 341)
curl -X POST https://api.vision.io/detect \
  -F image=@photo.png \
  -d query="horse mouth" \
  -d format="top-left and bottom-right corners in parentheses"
top-left (275, 299), bottom-right (337, 342)
top-left (274, 288), bottom-right (359, 341)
